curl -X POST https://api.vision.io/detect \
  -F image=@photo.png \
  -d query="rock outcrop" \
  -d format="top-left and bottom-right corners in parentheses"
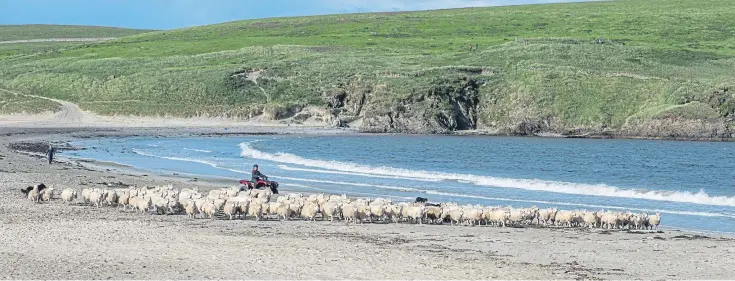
top-left (359, 77), bottom-right (480, 134)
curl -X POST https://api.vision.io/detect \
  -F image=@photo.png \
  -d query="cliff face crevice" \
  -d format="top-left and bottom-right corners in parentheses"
top-left (359, 77), bottom-right (481, 134)
top-left (325, 81), bottom-right (371, 126)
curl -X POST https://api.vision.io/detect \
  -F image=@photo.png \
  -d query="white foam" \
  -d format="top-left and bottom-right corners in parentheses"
top-left (184, 148), bottom-right (213, 153)
top-left (132, 149), bottom-right (220, 168)
top-left (239, 142), bottom-right (735, 207)
top-left (277, 165), bottom-right (441, 182)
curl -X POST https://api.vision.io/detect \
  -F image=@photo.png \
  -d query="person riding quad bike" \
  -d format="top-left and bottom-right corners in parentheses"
top-left (239, 164), bottom-right (279, 194)
top-left (251, 164), bottom-right (268, 187)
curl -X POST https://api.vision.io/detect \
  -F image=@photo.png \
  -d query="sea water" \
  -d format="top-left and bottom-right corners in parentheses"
top-left (61, 135), bottom-right (735, 233)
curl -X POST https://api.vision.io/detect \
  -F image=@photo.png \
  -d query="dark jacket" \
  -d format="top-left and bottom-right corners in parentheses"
top-left (46, 147), bottom-right (55, 164)
top-left (251, 170), bottom-right (267, 182)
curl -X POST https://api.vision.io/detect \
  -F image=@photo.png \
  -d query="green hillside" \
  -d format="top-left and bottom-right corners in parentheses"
top-left (1, 0), bottom-right (734, 138)
top-left (0, 25), bottom-right (152, 112)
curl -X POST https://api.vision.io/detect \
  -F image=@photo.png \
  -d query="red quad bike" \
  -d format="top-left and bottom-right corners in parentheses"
top-left (239, 177), bottom-right (279, 194)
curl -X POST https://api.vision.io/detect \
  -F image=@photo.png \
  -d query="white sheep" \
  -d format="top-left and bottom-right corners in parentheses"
top-left (488, 209), bottom-right (509, 227)
top-left (136, 196), bottom-right (152, 213)
top-left (617, 212), bottom-right (632, 229)
top-left (213, 198), bottom-right (225, 212)
top-left (89, 190), bottom-right (104, 208)
top-left (647, 213), bottom-right (661, 230)
top-left (328, 194), bottom-right (347, 202)
top-left (224, 186), bottom-right (240, 198)
top-left (195, 198), bottom-right (206, 214)
top-left (151, 196), bottom-right (169, 215)
top-left (248, 199), bottom-right (264, 221)
top-left (81, 188), bottom-right (91, 204)
top-left (405, 205), bottom-right (426, 225)
top-left (300, 202), bottom-right (320, 221)
top-left (249, 188), bottom-right (272, 202)
top-left (128, 196), bottom-right (139, 211)
top-left (185, 200), bottom-right (199, 218)
top-left (287, 202), bottom-right (303, 218)
top-left (208, 189), bottom-right (225, 200)
top-left (463, 207), bottom-right (483, 226)
top-left (232, 198), bottom-right (250, 219)
top-left (267, 202), bottom-right (282, 217)
top-left (424, 206), bottom-right (443, 224)
top-left (179, 188), bottom-right (195, 200)
top-left (555, 210), bottom-right (575, 227)
top-left (356, 204), bottom-right (372, 223)
top-left (630, 214), bottom-right (643, 229)
top-left (41, 183), bottom-right (666, 232)
top-left (276, 204), bottom-right (293, 221)
top-left (369, 204), bottom-right (386, 222)
top-left (600, 212), bottom-right (619, 229)
top-left (223, 201), bottom-right (238, 220)
top-left (117, 192), bottom-right (130, 209)
top-left (105, 190), bottom-right (118, 206)
top-left (447, 208), bottom-right (463, 226)
top-left (26, 185), bottom-right (42, 203)
top-left (537, 208), bottom-right (557, 225)
top-left (316, 194), bottom-right (327, 208)
top-left (41, 187), bottom-right (55, 202)
top-left (582, 211), bottom-right (598, 228)
top-left (287, 193), bottom-right (304, 201)
top-left (342, 203), bottom-right (358, 225)
top-left (321, 202), bottom-right (339, 222)
top-left (385, 204), bottom-right (402, 224)
top-left (166, 196), bottom-right (179, 214)
top-left (60, 188), bottom-right (77, 204)
top-left (202, 201), bottom-right (217, 219)
top-left (507, 208), bottom-right (533, 226)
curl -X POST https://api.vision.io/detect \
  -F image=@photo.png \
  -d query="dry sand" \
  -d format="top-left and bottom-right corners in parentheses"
top-left (1, 109), bottom-right (735, 279)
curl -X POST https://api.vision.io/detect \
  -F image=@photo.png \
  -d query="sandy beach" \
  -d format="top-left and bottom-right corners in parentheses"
top-left (1, 124), bottom-right (735, 279)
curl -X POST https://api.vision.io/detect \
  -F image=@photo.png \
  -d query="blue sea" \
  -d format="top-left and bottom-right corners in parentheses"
top-left (61, 135), bottom-right (735, 233)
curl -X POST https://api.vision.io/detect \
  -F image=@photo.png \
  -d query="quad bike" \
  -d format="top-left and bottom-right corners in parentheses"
top-left (238, 177), bottom-right (279, 194)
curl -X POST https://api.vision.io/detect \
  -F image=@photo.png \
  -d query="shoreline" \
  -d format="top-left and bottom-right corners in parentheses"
top-left (2, 125), bottom-right (735, 279)
top-left (11, 126), bottom-right (735, 232)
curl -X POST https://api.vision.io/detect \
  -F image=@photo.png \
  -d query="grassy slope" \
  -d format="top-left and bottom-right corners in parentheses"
top-left (0, 90), bottom-right (59, 114)
top-left (0, 25), bottom-right (152, 112)
top-left (0, 0), bottom-right (734, 135)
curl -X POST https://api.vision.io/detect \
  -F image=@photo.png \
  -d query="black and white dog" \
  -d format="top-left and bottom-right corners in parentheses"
top-left (20, 183), bottom-right (47, 197)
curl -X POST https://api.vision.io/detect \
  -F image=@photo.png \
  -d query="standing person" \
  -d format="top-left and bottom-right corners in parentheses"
top-left (46, 144), bottom-right (55, 165)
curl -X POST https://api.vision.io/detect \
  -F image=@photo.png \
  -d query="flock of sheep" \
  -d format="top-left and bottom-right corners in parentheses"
top-left (24, 183), bottom-right (663, 230)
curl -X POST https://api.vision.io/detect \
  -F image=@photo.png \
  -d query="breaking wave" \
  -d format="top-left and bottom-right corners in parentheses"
top-left (277, 165), bottom-right (441, 182)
